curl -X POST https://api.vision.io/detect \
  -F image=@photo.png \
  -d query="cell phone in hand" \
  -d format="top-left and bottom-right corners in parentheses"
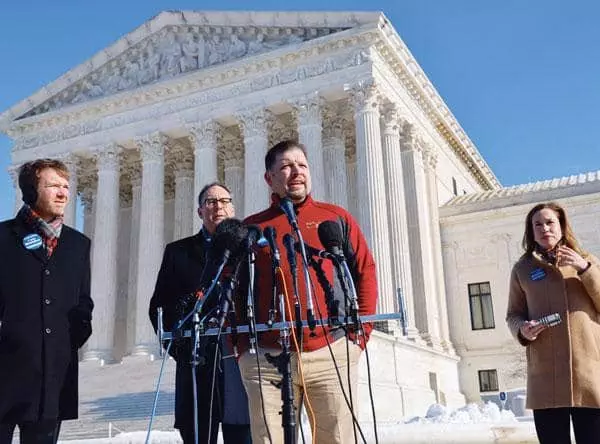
top-left (536, 313), bottom-right (561, 327)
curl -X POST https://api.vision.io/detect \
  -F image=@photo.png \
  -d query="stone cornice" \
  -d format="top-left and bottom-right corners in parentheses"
top-left (0, 11), bottom-right (379, 132)
top-left (440, 170), bottom-right (600, 219)
top-left (373, 20), bottom-right (500, 190)
top-left (3, 10), bottom-right (500, 195)
top-left (5, 25), bottom-right (378, 150)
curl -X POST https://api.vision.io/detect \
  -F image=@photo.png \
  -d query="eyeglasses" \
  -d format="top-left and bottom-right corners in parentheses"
top-left (203, 197), bottom-right (233, 207)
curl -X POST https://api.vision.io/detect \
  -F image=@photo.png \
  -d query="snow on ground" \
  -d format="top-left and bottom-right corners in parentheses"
top-left (60, 402), bottom-right (538, 443)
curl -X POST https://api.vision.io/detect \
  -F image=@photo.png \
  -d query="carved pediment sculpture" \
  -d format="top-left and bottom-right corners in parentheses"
top-left (24, 24), bottom-right (341, 117)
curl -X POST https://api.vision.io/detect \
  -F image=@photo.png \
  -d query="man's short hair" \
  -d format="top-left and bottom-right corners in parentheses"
top-left (197, 181), bottom-right (232, 207)
top-left (18, 158), bottom-right (70, 206)
top-left (264, 140), bottom-right (308, 171)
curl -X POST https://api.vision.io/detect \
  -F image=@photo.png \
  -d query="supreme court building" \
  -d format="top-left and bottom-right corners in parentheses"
top-left (2, 11), bottom-right (599, 419)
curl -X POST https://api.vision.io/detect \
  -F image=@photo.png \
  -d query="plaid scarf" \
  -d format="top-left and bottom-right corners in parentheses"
top-left (17, 205), bottom-right (64, 257)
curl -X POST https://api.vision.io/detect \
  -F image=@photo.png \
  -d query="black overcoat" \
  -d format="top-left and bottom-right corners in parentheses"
top-left (0, 217), bottom-right (93, 423)
top-left (149, 231), bottom-right (250, 430)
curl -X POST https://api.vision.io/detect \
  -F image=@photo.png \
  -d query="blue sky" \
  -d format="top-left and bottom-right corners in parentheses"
top-left (1, 0), bottom-right (599, 220)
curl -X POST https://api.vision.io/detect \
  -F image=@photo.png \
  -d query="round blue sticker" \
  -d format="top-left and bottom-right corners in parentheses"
top-left (23, 233), bottom-right (43, 250)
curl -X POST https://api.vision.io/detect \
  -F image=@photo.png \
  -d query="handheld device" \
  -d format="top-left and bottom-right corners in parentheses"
top-left (536, 312), bottom-right (561, 327)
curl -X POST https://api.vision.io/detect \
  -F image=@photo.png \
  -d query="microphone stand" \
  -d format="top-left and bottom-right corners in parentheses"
top-left (265, 274), bottom-right (296, 444)
top-left (280, 198), bottom-right (317, 334)
top-left (331, 255), bottom-right (363, 345)
top-left (293, 230), bottom-right (317, 335)
top-left (246, 243), bottom-right (258, 355)
top-left (283, 234), bottom-right (304, 348)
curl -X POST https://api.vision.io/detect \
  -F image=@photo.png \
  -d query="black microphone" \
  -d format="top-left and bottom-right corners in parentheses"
top-left (283, 233), bottom-right (297, 273)
top-left (318, 220), bottom-right (363, 344)
top-left (280, 197), bottom-right (298, 230)
top-left (264, 226), bottom-right (281, 267)
top-left (283, 233), bottom-right (303, 345)
top-left (281, 199), bottom-right (316, 334)
top-left (264, 226), bottom-right (280, 327)
top-left (216, 259), bottom-right (244, 329)
top-left (317, 220), bottom-right (345, 259)
top-left (210, 218), bottom-right (248, 265)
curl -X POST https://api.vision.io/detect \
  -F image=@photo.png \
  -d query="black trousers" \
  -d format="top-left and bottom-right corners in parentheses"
top-left (178, 423), bottom-right (251, 444)
top-left (534, 407), bottom-right (600, 444)
top-left (0, 421), bottom-right (61, 444)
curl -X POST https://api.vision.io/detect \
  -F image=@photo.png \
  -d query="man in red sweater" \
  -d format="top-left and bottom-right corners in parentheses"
top-left (238, 140), bottom-right (378, 444)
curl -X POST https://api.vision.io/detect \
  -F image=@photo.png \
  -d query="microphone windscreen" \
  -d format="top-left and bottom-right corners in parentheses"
top-left (211, 218), bottom-right (247, 259)
top-left (317, 220), bottom-right (344, 251)
top-left (279, 197), bottom-right (296, 222)
top-left (246, 224), bottom-right (263, 245)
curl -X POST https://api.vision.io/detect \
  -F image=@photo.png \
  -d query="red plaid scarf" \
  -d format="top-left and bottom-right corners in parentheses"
top-left (17, 205), bottom-right (64, 257)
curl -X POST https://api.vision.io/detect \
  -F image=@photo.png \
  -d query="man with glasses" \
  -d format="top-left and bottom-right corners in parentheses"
top-left (149, 182), bottom-right (251, 444)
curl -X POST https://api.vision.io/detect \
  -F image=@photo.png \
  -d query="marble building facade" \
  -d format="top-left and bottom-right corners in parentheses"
top-left (0, 11), bottom-right (555, 419)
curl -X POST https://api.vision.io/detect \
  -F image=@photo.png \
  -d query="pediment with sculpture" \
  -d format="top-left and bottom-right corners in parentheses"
top-left (25, 24), bottom-right (347, 118)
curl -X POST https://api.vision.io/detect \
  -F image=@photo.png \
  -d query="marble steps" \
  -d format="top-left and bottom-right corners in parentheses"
top-left (59, 357), bottom-right (178, 441)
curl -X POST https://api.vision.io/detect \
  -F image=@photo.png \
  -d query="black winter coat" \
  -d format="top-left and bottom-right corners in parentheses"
top-left (149, 231), bottom-right (250, 429)
top-left (0, 218), bottom-right (93, 423)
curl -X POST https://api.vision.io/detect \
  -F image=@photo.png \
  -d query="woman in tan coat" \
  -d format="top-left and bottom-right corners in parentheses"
top-left (506, 202), bottom-right (600, 443)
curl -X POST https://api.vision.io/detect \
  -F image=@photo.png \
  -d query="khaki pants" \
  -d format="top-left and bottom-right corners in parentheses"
top-left (238, 337), bottom-right (362, 444)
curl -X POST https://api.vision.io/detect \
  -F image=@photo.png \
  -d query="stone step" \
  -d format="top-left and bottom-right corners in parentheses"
top-left (13, 356), bottom-right (180, 443)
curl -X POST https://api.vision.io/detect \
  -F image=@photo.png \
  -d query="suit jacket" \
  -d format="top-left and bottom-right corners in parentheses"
top-left (149, 231), bottom-right (250, 429)
top-left (0, 217), bottom-right (93, 423)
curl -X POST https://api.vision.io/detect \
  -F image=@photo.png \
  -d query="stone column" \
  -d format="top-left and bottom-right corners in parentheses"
top-left (61, 154), bottom-right (79, 227)
top-left (346, 154), bottom-right (359, 220)
top-left (222, 138), bottom-right (245, 215)
top-left (8, 165), bottom-right (22, 215)
top-left (126, 168), bottom-right (142, 355)
top-left (80, 189), bottom-right (95, 240)
top-left (400, 127), bottom-right (442, 347)
top-left (424, 148), bottom-right (453, 351)
top-left (173, 156), bottom-right (195, 241)
top-left (441, 241), bottom-right (462, 350)
top-left (238, 109), bottom-right (272, 217)
top-left (188, 121), bottom-right (219, 233)
top-left (294, 93), bottom-right (325, 201)
top-left (381, 106), bottom-right (418, 337)
top-left (132, 132), bottom-right (166, 357)
top-left (322, 105), bottom-right (348, 208)
top-left (349, 81), bottom-right (394, 315)
top-left (83, 145), bottom-right (120, 363)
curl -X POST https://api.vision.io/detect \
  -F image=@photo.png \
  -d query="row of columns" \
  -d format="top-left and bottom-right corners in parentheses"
top-left (8, 81), bottom-right (453, 359)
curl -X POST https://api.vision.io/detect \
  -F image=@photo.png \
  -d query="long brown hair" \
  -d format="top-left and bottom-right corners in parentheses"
top-left (522, 202), bottom-right (584, 256)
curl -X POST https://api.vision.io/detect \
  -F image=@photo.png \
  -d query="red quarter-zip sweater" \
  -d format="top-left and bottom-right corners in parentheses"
top-left (239, 194), bottom-right (378, 353)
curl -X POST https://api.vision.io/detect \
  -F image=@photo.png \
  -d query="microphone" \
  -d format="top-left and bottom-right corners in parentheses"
top-left (246, 224), bottom-right (268, 249)
top-left (317, 220), bottom-right (362, 344)
top-left (210, 218), bottom-right (248, 265)
top-left (280, 197), bottom-right (298, 230)
top-left (294, 241), bottom-right (335, 260)
top-left (283, 233), bottom-right (304, 345)
top-left (264, 226), bottom-right (280, 327)
top-left (264, 226), bottom-right (281, 267)
top-left (317, 221), bottom-right (345, 259)
top-left (199, 218), bottom-right (248, 307)
top-left (216, 259), bottom-right (244, 329)
top-left (283, 234), bottom-right (297, 280)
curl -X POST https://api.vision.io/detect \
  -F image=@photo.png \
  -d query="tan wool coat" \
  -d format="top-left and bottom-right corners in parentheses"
top-left (506, 253), bottom-right (600, 410)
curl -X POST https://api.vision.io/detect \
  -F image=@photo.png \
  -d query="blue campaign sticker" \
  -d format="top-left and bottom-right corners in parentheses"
top-left (530, 268), bottom-right (546, 281)
top-left (23, 233), bottom-right (43, 250)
